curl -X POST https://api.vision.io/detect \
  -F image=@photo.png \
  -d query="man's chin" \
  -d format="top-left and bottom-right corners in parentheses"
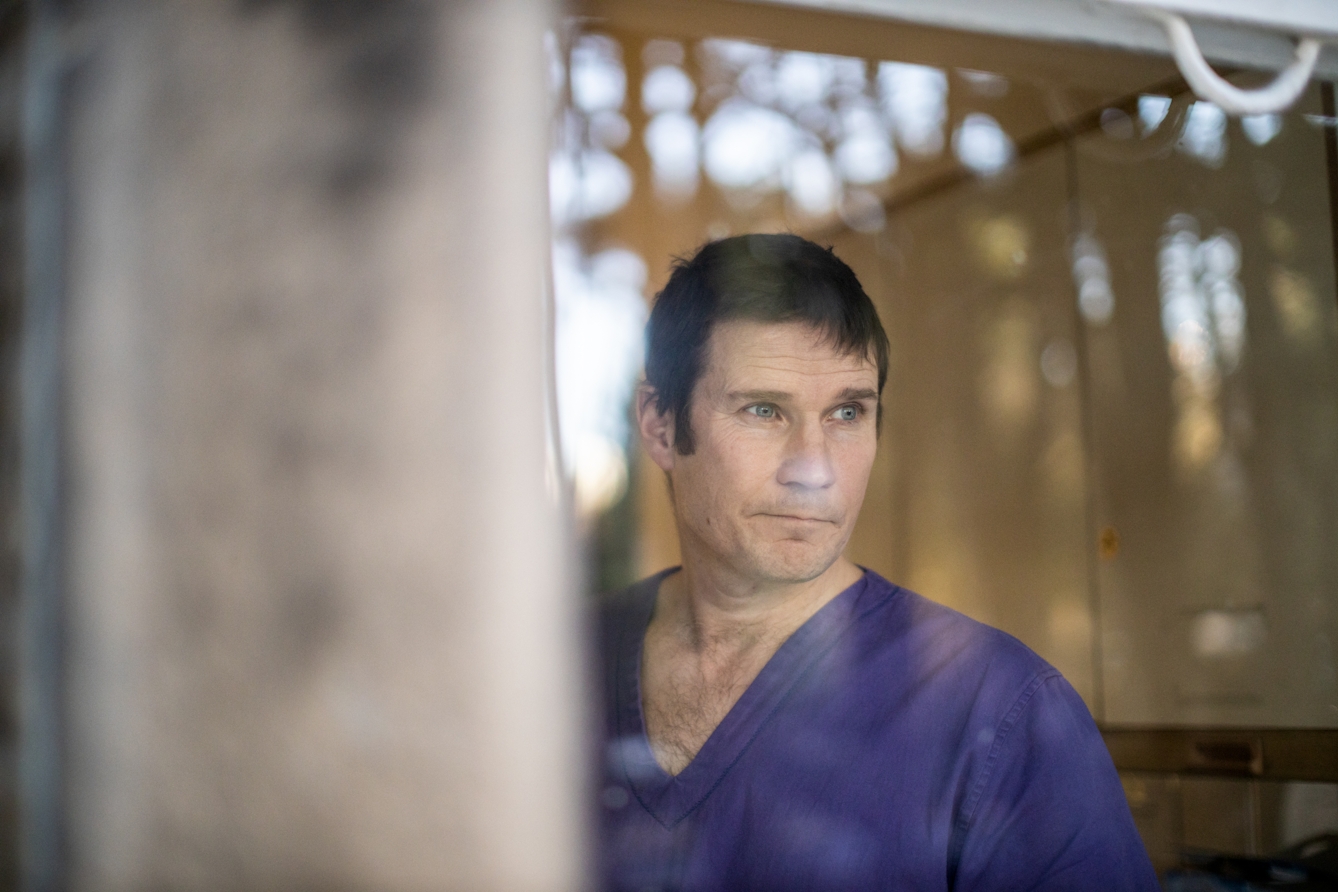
top-left (744, 542), bottom-right (845, 586)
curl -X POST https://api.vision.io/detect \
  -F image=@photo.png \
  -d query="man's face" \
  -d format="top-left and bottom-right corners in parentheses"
top-left (641, 319), bottom-right (880, 586)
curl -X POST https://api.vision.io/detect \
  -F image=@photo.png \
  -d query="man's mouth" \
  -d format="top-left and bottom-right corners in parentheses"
top-left (757, 512), bottom-right (836, 524)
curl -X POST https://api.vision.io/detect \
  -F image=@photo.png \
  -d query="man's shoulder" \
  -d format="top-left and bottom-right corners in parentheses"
top-left (595, 568), bottom-right (675, 657)
top-left (598, 568), bottom-right (673, 619)
top-left (856, 570), bottom-right (1060, 693)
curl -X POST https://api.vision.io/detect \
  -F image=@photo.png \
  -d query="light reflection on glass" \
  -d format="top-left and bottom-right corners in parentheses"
top-left (645, 111), bottom-right (700, 200)
top-left (589, 110), bottom-right (631, 150)
top-left (1137, 94), bottom-right (1172, 133)
top-left (702, 98), bottom-right (804, 190)
top-left (685, 40), bottom-right (990, 220)
top-left (1157, 214), bottom-right (1247, 474)
top-left (641, 59), bottom-right (700, 201)
top-left (552, 241), bottom-right (648, 516)
top-left (970, 213), bottom-right (1029, 281)
top-left (786, 148), bottom-right (840, 217)
top-left (878, 62), bottom-right (948, 158)
top-left (550, 33), bottom-right (649, 518)
top-left (1099, 107), bottom-right (1135, 141)
top-left (642, 64), bottom-right (696, 114)
top-left (1178, 102), bottom-right (1227, 168)
top-left (838, 188), bottom-right (886, 233)
top-left (775, 51), bottom-right (836, 109)
top-left (953, 113), bottom-right (1015, 177)
top-left (1241, 113), bottom-right (1282, 147)
top-left (570, 34), bottom-right (626, 113)
top-left (1190, 608), bottom-right (1266, 658)
top-left (957, 68), bottom-right (1009, 98)
top-left (551, 35), bottom-right (633, 226)
top-left (835, 99), bottom-right (897, 184)
top-left (545, 30), bottom-right (565, 99)
top-left (1072, 232), bottom-right (1115, 325)
top-left (1041, 339), bottom-right (1078, 388)
top-left (549, 149), bottom-right (633, 227)
top-left (980, 299), bottom-right (1039, 434)
top-left (1263, 214), bottom-right (1298, 259)
top-left (1270, 266), bottom-right (1322, 348)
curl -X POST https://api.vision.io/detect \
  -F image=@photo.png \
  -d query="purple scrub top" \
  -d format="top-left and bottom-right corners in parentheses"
top-left (598, 568), bottom-right (1159, 891)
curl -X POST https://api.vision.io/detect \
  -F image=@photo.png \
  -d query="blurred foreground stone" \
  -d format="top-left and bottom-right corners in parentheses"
top-left (22, 2), bottom-right (583, 889)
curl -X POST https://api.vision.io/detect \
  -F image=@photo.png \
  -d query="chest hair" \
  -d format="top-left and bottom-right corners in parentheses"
top-left (640, 625), bottom-right (787, 776)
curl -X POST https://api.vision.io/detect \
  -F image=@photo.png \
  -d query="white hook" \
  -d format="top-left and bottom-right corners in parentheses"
top-left (1143, 9), bottom-right (1323, 116)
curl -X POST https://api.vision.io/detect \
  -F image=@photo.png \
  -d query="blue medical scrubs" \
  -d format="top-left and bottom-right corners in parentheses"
top-left (598, 569), bottom-right (1159, 891)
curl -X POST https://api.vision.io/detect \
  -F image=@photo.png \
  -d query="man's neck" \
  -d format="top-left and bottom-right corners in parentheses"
top-left (656, 552), bottom-right (864, 656)
top-left (640, 552), bottom-right (864, 775)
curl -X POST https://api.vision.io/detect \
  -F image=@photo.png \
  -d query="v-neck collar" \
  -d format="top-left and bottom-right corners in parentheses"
top-left (613, 568), bottom-right (879, 829)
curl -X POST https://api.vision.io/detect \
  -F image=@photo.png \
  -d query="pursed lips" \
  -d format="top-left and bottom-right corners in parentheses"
top-left (754, 512), bottom-right (838, 524)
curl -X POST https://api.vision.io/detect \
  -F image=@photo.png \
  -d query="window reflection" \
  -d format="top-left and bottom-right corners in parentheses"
top-left (1138, 94), bottom-right (1172, 133)
top-left (1241, 113), bottom-right (1282, 147)
top-left (701, 99), bottom-right (803, 191)
top-left (1072, 232), bottom-right (1115, 325)
top-left (642, 64), bottom-right (695, 114)
top-left (1157, 214), bottom-right (1246, 473)
top-left (570, 34), bottom-right (626, 113)
top-left (1190, 608), bottom-right (1266, 658)
top-left (878, 62), bottom-right (948, 158)
top-left (953, 113), bottom-right (1015, 176)
top-left (644, 111), bottom-right (700, 200)
top-left (691, 39), bottom-right (968, 222)
top-left (549, 9), bottom-right (1338, 874)
top-left (957, 68), bottom-right (1009, 98)
top-left (550, 34), bottom-right (635, 227)
top-left (552, 241), bottom-right (647, 516)
top-left (1178, 102), bottom-right (1228, 167)
top-left (1269, 266), bottom-right (1322, 348)
top-left (549, 145), bottom-right (633, 227)
top-left (549, 32), bottom-right (648, 518)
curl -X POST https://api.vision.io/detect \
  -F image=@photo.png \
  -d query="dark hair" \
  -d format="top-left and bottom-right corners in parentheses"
top-left (645, 233), bottom-right (889, 454)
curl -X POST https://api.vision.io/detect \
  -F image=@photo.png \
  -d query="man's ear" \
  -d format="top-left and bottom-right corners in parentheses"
top-left (636, 384), bottom-right (677, 473)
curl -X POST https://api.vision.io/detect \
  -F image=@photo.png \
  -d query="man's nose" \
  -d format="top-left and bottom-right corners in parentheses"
top-left (777, 419), bottom-right (835, 490)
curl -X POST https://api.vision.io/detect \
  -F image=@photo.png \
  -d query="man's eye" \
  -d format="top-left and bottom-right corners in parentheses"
top-left (835, 405), bottom-right (861, 421)
top-left (747, 404), bottom-right (776, 418)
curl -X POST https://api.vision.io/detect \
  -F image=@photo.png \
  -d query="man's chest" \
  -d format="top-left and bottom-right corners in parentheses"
top-left (639, 638), bottom-right (777, 776)
top-left (602, 702), bottom-right (963, 892)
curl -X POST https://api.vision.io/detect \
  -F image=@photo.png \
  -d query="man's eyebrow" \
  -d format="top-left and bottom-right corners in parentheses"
top-left (728, 390), bottom-right (792, 403)
top-left (726, 388), bottom-right (879, 403)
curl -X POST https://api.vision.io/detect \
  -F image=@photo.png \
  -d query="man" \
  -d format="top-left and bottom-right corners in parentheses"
top-left (598, 233), bottom-right (1158, 891)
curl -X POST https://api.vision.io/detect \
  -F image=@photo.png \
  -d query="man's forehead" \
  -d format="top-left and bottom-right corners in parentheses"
top-left (702, 319), bottom-right (877, 384)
